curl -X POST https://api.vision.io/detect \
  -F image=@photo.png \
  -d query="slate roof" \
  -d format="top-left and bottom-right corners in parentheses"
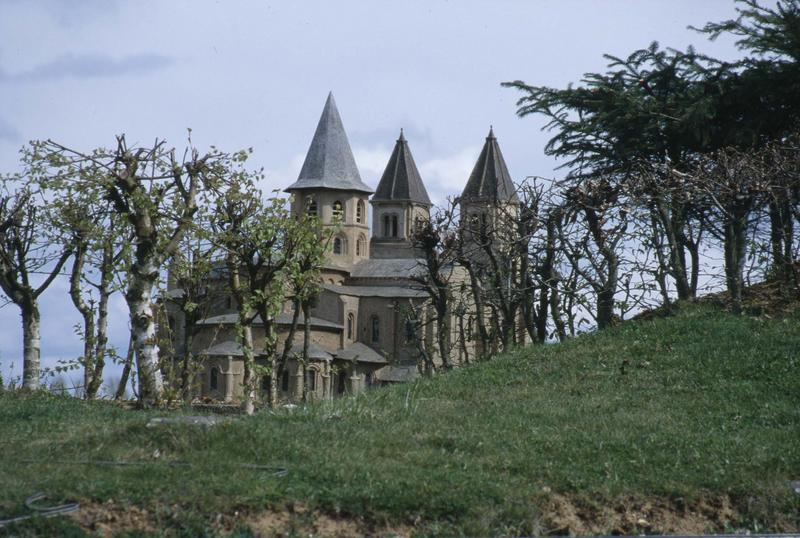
top-left (460, 128), bottom-right (519, 202)
top-left (288, 341), bottom-right (334, 361)
top-left (285, 92), bottom-right (374, 194)
top-left (196, 340), bottom-right (332, 361)
top-left (322, 284), bottom-right (427, 298)
top-left (196, 340), bottom-right (262, 357)
top-left (334, 342), bottom-right (387, 364)
top-left (372, 130), bottom-right (431, 205)
top-left (198, 312), bottom-right (343, 330)
top-left (350, 258), bottom-right (426, 279)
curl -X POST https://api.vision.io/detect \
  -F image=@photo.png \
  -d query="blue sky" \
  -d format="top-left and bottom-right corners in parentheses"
top-left (0, 0), bottom-right (747, 389)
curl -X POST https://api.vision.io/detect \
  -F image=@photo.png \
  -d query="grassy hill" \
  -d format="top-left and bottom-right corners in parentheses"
top-left (1, 305), bottom-right (799, 536)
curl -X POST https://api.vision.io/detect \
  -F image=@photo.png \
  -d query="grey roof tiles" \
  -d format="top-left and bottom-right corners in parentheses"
top-left (197, 340), bottom-right (333, 361)
top-left (372, 130), bottom-right (431, 205)
top-left (322, 283), bottom-right (427, 298)
top-left (349, 258), bottom-right (426, 279)
top-left (460, 128), bottom-right (519, 202)
top-left (334, 342), bottom-right (387, 364)
top-left (198, 312), bottom-right (343, 330)
top-left (285, 92), bottom-right (374, 194)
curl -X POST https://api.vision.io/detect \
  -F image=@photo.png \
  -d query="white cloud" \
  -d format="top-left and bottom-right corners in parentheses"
top-left (260, 153), bottom-right (306, 195)
top-left (0, 53), bottom-right (174, 83)
top-left (353, 146), bottom-right (392, 185)
top-left (418, 145), bottom-right (481, 206)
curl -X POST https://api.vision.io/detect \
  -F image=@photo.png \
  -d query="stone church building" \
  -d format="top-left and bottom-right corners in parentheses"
top-left (170, 93), bottom-right (519, 402)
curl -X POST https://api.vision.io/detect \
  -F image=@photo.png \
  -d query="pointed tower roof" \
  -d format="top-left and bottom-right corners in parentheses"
top-left (372, 130), bottom-right (431, 206)
top-left (285, 92), bottom-right (373, 194)
top-left (460, 128), bottom-right (518, 202)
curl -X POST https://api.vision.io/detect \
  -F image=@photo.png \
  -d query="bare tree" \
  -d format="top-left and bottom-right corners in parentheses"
top-left (458, 200), bottom-right (527, 352)
top-left (557, 178), bottom-right (630, 330)
top-left (691, 148), bottom-right (770, 313)
top-left (764, 137), bottom-right (800, 287)
top-left (411, 204), bottom-right (459, 370)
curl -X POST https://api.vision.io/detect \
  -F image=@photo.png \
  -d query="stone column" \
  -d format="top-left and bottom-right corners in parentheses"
top-left (292, 367), bottom-right (304, 402)
top-left (349, 372), bottom-right (361, 395)
top-left (322, 362), bottom-right (331, 400)
top-left (224, 356), bottom-right (234, 403)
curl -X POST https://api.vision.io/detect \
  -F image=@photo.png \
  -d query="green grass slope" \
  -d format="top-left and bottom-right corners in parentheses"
top-left (1, 306), bottom-right (799, 536)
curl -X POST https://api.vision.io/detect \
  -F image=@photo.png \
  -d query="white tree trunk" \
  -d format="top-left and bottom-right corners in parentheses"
top-left (241, 323), bottom-right (256, 416)
top-left (127, 262), bottom-right (163, 404)
top-left (22, 304), bottom-right (41, 390)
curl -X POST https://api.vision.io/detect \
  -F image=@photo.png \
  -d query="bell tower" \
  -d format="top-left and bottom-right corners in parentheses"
top-left (458, 127), bottom-right (520, 255)
top-left (285, 93), bottom-right (373, 268)
top-left (370, 130), bottom-right (432, 259)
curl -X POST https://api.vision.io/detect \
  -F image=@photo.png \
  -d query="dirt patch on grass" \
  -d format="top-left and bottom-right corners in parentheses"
top-left (541, 491), bottom-right (797, 535)
top-left (71, 500), bottom-right (156, 536)
top-left (68, 492), bottom-right (796, 536)
top-left (244, 502), bottom-right (413, 538)
top-left (70, 500), bottom-right (413, 537)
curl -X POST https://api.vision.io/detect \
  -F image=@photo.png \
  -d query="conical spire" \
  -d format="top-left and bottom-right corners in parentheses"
top-left (460, 128), bottom-right (518, 202)
top-left (372, 130), bottom-right (431, 205)
top-left (285, 92), bottom-right (373, 193)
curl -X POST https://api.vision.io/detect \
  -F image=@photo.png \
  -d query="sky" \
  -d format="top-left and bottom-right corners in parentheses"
top-left (0, 0), bottom-right (748, 391)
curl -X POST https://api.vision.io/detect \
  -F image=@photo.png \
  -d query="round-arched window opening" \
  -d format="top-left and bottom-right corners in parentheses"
top-left (371, 315), bottom-right (380, 343)
top-left (210, 367), bottom-right (219, 391)
top-left (332, 200), bottom-right (344, 221)
top-left (281, 369), bottom-right (290, 392)
top-left (333, 236), bottom-right (346, 255)
top-left (356, 200), bottom-right (365, 223)
top-left (306, 198), bottom-right (318, 217)
top-left (356, 234), bottom-right (366, 256)
top-left (306, 369), bottom-right (317, 392)
top-left (347, 312), bottom-right (355, 340)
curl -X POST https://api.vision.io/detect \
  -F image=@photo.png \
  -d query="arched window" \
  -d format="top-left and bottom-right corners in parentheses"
top-left (306, 198), bottom-right (318, 217)
top-left (347, 312), bottom-right (354, 340)
top-left (391, 215), bottom-right (398, 237)
top-left (210, 367), bottom-right (219, 391)
top-left (371, 315), bottom-right (380, 343)
top-left (356, 200), bottom-right (365, 223)
top-left (281, 369), bottom-right (290, 391)
top-left (480, 212), bottom-right (489, 235)
top-left (382, 214), bottom-right (390, 237)
top-left (405, 319), bottom-right (415, 342)
top-left (332, 200), bottom-right (344, 220)
top-left (356, 234), bottom-right (366, 257)
top-left (306, 369), bottom-right (317, 392)
top-left (333, 236), bottom-right (346, 255)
